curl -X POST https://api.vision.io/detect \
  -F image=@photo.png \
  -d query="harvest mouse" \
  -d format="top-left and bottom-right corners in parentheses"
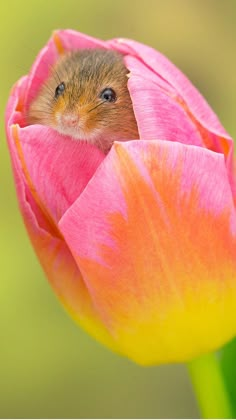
top-left (27, 48), bottom-right (139, 152)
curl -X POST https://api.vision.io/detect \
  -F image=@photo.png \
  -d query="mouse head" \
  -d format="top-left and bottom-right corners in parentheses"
top-left (28, 49), bottom-right (138, 150)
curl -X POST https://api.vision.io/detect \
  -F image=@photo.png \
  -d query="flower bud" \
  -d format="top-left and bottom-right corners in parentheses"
top-left (5, 29), bottom-right (236, 364)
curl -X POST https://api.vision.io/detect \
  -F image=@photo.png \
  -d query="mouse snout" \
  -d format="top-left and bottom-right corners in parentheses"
top-left (60, 113), bottom-right (79, 127)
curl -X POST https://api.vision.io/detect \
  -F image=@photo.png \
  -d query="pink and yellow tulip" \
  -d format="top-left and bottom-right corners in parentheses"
top-left (5, 29), bottom-right (236, 365)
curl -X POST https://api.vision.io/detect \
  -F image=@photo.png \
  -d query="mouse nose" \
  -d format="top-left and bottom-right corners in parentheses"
top-left (61, 114), bottom-right (78, 127)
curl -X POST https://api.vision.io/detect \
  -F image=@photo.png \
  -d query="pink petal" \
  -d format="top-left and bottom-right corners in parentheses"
top-left (109, 37), bottom-right (231, 139)
top-left (6, 76), bottom-right (28, 129)
top-left (124, 57), bottom-right (204, 147)
top-left (59, 139), bottom-right (236, 263)
top-left (9, 136), bottom-right (119, 352)
top-left (56, 29), bottom-right (109, 51)
top-left (59, 140), bottom-right (236, 363)
top-left (10, 124), bottom-right (105, 224)
top-left (24, 37), bottom-right (60, 112)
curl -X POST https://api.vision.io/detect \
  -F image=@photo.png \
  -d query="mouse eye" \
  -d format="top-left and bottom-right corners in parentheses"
top-left (100, 88), bottom-right (116, 102)
top-left (55, 82), bottom-right (65, 98)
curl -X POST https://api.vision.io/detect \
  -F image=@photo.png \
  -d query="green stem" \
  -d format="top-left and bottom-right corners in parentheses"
top-left (187, 352), bottom-right (233, 419)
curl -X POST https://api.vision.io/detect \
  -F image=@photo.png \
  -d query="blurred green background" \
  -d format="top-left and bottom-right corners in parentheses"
top-left (1, 0), bottom-right (236, 418)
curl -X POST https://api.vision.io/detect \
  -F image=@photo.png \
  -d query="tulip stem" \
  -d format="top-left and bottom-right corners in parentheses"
top-left (187, 352), bottom-right (232, 418)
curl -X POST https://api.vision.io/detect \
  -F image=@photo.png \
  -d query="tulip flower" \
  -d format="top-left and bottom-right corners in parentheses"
top-left (5, 29), bottom-right (236, 417)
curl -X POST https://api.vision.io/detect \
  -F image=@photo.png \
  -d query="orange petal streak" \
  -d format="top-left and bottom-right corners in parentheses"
top-left (53, 31), bottom-right (65, 55)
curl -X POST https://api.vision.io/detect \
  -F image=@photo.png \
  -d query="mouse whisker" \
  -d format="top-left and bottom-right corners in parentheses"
top-left (88, 101), bottom-right (106, 113)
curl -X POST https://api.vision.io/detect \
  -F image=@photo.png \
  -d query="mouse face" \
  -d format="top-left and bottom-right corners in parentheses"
top-left (27, 49), bottom-right (139, 152)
